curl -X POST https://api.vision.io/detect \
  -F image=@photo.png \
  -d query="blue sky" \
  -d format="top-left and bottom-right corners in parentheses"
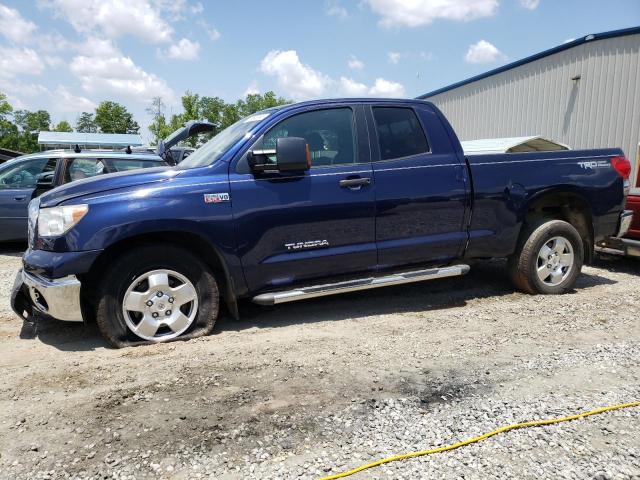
top-left (0, 0), bottom-right (638, 141)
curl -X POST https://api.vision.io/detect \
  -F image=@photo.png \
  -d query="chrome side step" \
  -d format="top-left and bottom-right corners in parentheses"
top-left (252, 264), bottom-right (470, 306)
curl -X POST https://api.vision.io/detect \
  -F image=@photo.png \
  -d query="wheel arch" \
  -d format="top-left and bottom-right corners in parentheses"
top-left (80, 231), bottom-right (240, 320)
top-left (521, 188), bottom-right (594, 263)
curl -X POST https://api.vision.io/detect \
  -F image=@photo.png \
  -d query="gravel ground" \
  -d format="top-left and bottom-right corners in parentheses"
top-left (0, 245), bottom-right (638, 479)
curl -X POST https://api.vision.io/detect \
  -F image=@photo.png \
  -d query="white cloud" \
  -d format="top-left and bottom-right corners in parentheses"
top-left (368, 78), bottom-right (406, 97)
top-left (191, 2), bottom-right (204, 14)
top-left (40, 0), bottom-right (173, 43)
top-left (161, 38), bottom-right (201, 61)
top-left (348, 55), bottom-right (364, 70)
top-left (0, 47), bottom-right (44, 77)
top-left (260, 50), bottom-right (332, 100)
top-left (464, 39), bottom-right (505, 64)
top-left (70, 43), bottom-right (174, 104)
top-left (338, 77), bottom-right (406, 97)
top-left (44, 56), bottom-right (65, 68)
top-left (388, 51), bottom-right (402, 64)
top-left (55, 86), bottom-right (97, 112)
top-left (338, 77), bottom-right (368, 96)
top-left (326, 1), bottom-right (348, 19)
top-left (198, 21), bottom-right (221, 41)
top-left (244, 81), bottom-right (260, 96)
top-left (0, 3), bottom-right (38, 43)
top-left (519, 0), bottom-right (539, 10)
top-left (0, 79), bottom-right (48, 97)
top-left (365, 0), bottom-right (498, 27)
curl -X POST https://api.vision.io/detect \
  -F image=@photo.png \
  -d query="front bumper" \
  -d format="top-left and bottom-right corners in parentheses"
top-left (11, 269), bottom-right (83, 322)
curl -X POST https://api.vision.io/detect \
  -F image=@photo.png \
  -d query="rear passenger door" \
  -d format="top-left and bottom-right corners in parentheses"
top-left (367, 104), bottom-right (468, 268)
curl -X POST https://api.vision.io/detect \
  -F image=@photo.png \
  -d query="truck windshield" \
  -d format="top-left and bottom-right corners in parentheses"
top-left (177, 111), bottom-right (274, 169)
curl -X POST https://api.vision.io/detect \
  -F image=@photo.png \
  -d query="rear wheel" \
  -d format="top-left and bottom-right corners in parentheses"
top-left (508, 219), bottom-right (583, 294)
top-left (96, 244), bottom-right (219, 347)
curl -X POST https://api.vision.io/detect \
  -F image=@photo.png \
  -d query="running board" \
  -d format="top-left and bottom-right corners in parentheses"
top-left (252, 264), bottom-right (470, 306)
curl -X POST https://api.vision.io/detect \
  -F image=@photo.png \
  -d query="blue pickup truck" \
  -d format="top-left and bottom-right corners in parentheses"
top-left (11, 99), bottom-right (632, 347)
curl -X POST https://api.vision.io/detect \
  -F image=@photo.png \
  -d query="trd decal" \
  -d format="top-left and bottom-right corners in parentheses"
top-left (577, 160), bottom-right (609, 169)
top-left (204, 193), bottom-right (230, 203)
top-left (285, 240), bottom-right (330, 251)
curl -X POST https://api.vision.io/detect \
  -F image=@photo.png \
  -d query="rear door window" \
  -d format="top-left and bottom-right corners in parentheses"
top-left (372, 107), bottom-right (430, 161)
top-left (64, 158), bottom-right (107, 183)
top-left (106, 159), bottom-right (165, 172)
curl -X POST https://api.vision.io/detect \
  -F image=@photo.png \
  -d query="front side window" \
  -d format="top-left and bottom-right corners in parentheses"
top-left (64, 158), bottom-right (106, 183)
top-left (263, 108), bottom-right (356, 167)
top-left (0, 158), bottom-right (56, 189)
top-left (372, 107), bottom-right (429, 161)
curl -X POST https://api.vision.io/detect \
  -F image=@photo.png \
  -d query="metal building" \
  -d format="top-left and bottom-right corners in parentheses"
top-left (418, 26), bottom-right (640, 192)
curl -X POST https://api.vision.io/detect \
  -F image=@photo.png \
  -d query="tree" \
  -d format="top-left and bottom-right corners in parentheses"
top-left (14, 109), bottom-right (51, 134)
top-left (94, 101), bottom-right (140, 134)
top-left (147, 90), bottom-right (291, 148)
top-left (54, 120), bottom-right (73, 132)
top-left (147, 96), bottom-right (174, 145)
top-left (76, 112), bottom-right (97, 133)
top-left (0, 91), bottom-right (12, 121)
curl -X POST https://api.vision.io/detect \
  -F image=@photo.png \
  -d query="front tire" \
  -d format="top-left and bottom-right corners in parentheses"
top-left (508, 219), bottom-right (584, 294)
top-left (96, 244), bottom-right (219, 348)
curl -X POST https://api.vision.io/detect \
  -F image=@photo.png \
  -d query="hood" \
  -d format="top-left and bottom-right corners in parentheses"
top-left (157, 120), bottom-right (215, 159)
top-left (39, 166), bottom-right (179, 208)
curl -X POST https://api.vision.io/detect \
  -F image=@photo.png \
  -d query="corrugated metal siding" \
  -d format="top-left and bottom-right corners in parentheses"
top-left (425, 34), bottom-right (640, 187)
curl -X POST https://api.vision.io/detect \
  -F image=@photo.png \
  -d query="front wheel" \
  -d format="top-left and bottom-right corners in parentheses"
top-left (508, 219), bottom-right (584, 294)
top-left (96, 244), bottom-right (219, 347)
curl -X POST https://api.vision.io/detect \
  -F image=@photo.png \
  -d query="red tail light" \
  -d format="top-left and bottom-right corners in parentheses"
top-left (611, 156), bottom-right (631, 180)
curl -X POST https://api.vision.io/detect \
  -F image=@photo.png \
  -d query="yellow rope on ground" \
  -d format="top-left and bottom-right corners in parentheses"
top-left (319, 400), bottom-right (640, 480)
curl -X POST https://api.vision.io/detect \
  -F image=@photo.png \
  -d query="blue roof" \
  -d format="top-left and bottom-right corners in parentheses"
top-left (418, 25), bottom-right (640, 99)
top-left (38, 131), bottom-right (144, 147)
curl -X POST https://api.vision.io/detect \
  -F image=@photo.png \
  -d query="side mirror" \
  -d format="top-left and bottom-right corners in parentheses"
top-left (275, 137), bottom-right (311, 171)
top-left (33, 172), bottom-right (55, 197)
top-left (36, 172), bottom-right (54, 188)
top-left (248, 137), bottom-right (311, 173)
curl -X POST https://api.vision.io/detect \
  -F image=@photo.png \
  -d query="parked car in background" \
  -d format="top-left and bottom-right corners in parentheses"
top-left (0, 150), bottom-right (168, 242)
top-left (10, 98), bottom-right (631, 347)
top-left (596, 145), bottom-right (639, 258)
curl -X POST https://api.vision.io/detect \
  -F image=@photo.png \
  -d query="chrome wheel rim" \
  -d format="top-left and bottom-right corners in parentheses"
top-left (536, 236), bottom-right (574, 286)
top-left (122, 269), bottom-right (198, 342)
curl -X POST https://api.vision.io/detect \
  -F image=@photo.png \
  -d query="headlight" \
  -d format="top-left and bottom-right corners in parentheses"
top-left (38, 204), bottom-right (89, 237)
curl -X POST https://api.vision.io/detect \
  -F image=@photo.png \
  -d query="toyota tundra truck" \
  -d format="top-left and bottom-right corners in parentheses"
top-left (11, 99), bottom-right (633, 347)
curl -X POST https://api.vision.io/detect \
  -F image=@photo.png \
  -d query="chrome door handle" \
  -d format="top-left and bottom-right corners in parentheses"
top-left (339, 177), bottom-right (371, 189)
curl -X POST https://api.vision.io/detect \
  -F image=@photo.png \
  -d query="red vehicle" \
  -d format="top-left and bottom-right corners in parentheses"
top-left (598, 147), bottom-right (640, 257)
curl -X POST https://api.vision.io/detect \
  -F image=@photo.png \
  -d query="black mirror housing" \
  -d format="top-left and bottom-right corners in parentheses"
top-left (275, 137), bottom-right (310, 172)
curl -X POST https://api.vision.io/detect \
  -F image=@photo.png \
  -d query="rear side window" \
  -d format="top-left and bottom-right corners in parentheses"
top-left (372, 107), bottom-right (429, 161)
top-left (106, 159), bottom-right (165, 172)
top-left (64, 158), bottom-right (107, 183)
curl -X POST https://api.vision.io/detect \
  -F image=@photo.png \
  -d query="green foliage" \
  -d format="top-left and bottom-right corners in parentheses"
top-left (94, 101), bottom-right (140, 134)
top-left (76, 112), bottom-right (97, 133)
top-left (0, 92), bottom-right (12, 121)
top-left (147, 91), bottom-right (290, 147)
top-left (54, 120), bottom-right (73, 132)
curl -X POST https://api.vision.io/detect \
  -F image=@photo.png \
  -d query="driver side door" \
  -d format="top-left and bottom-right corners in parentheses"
top-left (229, 105), bottom-right (376, 293)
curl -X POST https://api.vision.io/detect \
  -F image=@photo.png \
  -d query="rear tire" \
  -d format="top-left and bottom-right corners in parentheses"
top-left (96, 244), bottom-right (219, 348)
top-left (508, 219), bottom-right (583, 294)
